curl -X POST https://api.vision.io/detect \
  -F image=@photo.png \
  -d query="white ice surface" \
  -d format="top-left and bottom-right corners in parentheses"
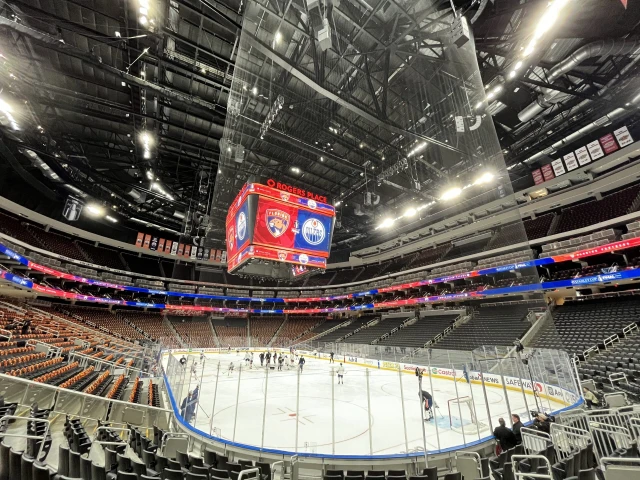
top-left (165, 352), bottom-right (567, 457)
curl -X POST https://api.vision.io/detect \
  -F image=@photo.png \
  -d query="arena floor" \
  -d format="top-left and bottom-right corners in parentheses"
top-left (165, 352), bottom-right (568, 456)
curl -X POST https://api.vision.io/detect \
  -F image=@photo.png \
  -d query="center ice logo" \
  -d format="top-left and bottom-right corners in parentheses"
top-left (237, 211), bottom-right (247, 241)
top-left (266, 209), bottom-right (290, 238)
top-left (302, 218), bottom-right (325, 245)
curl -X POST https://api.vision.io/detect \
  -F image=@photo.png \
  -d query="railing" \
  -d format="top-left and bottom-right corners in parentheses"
top-left (161, 343), bottom-right (581, 461)
top-left (0, 371), bottom-right (172, 429)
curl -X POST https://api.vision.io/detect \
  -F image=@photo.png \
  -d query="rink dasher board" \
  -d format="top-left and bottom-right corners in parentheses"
top-left (163, 348), bottom-right (581, 410)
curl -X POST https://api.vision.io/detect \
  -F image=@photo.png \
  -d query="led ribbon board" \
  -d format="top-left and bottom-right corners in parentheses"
top-left (1, 236), bottom-right (640, 303)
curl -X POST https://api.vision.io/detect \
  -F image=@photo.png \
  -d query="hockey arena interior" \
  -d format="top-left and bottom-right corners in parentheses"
top-left (1, 0), bottom-right (640, 479)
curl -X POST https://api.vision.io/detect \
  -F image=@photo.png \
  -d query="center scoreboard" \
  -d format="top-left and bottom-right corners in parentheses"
top-left (226, 182), bottom-right (335, 280)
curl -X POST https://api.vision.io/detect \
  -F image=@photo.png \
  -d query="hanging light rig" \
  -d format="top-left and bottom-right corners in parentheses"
top-left (259, 94), bottom-right (284, 140)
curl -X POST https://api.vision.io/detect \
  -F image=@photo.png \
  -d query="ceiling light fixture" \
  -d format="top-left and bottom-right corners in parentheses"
top-left (86, 204), bottom-right (105, 216)
top-left (474, 171), bottom-right (495, 185)
top-left (404, 207), bottom-right (417, 217)
top-left (440, 187), bottom-right (462, 201)
top-left (379, 218), bottom-right (395, 229)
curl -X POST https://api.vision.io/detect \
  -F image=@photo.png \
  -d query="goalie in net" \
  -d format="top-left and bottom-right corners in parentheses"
top-left (420, 390), bottom-right (434, 421)
top-left (447, 396), bottom-right (489, 434)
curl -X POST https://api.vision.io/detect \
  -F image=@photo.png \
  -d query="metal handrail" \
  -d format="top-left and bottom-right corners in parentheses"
top-left (0, 415), bottom-right (50, 460)
top-left (93, 426), bottom-right (130, 446)
top-left (161, 432), bottom-right (189, 451)
top-left (512, 454), bottom-right (552, 480)
top-left (0, 371), bottom-right (172, 415)
top-left (238, 468), bottom-right (260, 480)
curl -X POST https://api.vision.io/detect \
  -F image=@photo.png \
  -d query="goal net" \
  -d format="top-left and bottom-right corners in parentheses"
top-left (447, 396), bottom-right (489, 434)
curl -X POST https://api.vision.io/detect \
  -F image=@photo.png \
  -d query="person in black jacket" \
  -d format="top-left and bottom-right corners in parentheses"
top-left (420, 390), bottom-right (433, 421)
top-left (511, 414), bottom-right (524, 444)
top-left (298, 355), bottom-right (306, 372)
top-left (493, 418), bottom-right (517, 451)
top-left (259, 352), bottom-right (265, 366)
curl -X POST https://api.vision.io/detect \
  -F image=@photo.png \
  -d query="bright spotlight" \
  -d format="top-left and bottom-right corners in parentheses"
top-left (140, 131), bottom-right (153, 145)
top-left (105, 215), bottom-right (118, 223)
top-left (274, 31), bottom-right (282, 44)
top-left (440, 187), bottom-right (462, 201)
top-left (474, 172), bottom-right (495, 185)
top-left (86, 204), bottom-right (105, 216)
top-left (404, 207), bottom-right (417, 217)
top-left (380, 218), bottom-right (395, 228)
top-left (139, 15), bottom-right (148, 25)
top-left (0, 99), bottom-right (13, 113)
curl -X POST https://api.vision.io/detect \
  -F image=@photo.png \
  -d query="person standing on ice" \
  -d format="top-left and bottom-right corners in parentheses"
top-left (298, 355), bottom-right (306, 372)
top-left (273, 352), bottom-right (278, 364)
top-left (420, 390), bottom-right (434, 421)
top-left (329, 351), bottom-right (335, 363)
top-left (244, 352), bottom-right (251, 365)
top-left (259, 352), bottom-right (265, 367)
top-left (336, 363), bottom-right (345, 384)
top-left (266, 351), bottom-right (271, 366)
top-left (278, 355), bottom-right (284, 371)
top-left (228, 361), bottom-right (234, 375)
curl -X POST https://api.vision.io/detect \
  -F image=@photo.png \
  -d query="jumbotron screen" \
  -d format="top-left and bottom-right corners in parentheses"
top-left (226, 182), bottom-right (335, 279)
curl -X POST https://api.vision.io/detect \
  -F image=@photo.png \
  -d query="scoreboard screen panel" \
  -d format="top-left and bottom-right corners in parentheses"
top-left (252, 197), bottom-right (333, 258)
top-left (225, 182), bottom-right (335, 274)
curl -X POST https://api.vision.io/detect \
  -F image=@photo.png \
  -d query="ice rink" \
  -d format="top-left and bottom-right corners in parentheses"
top-left (166, 351), bottom-right (569, 456)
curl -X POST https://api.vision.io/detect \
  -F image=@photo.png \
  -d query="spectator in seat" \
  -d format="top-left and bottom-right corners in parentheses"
top-left (493, 417), bottom-right (517, 452)
top-left (534, 413), bottom-right (551, 434)
top-left (583, 387), bottom-right (600, 409)
top-left (511, 413), bottom-right (523, 444)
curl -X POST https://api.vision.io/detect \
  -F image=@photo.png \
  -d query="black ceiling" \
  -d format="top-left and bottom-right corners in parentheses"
top-left (0, 0), bottom-right (638, 250)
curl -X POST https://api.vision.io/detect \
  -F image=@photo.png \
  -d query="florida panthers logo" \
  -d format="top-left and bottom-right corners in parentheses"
top-left (227, 226), bottom-right (235, 250)
top-left (301, 218), bottom-right (325, 245)
top-left (278, 251), bottom-right (287, 261)
top-left (266, 209), bottom-right (290, 238)
top-left (280, 192), bottom-right (290, 202)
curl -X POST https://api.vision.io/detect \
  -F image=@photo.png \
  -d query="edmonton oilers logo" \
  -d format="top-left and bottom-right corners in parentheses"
top-left (299, 253), bottom-right (309, 264)
top-left (237, 211), bottom-right (247, 241)
top-left (301, 218), bottom-right (325, 245)
top-left (266, 209), bottom-right (290, 238)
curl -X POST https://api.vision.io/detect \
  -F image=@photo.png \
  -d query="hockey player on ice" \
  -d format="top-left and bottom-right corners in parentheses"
top-left (336, 363), bottom-right (345, 384)
top-left (244, 352), bottom-right (251, 364)
top-left (420, 390), bottom-right (434, 421)
top-left (259, 352), bottom-right (265, 366)
top-left (228, 362), bottom-right (234, 375)
top-left (298, 355), bottom-right (306, 372)
top-left (278, 355), bottom-right (284, 371)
